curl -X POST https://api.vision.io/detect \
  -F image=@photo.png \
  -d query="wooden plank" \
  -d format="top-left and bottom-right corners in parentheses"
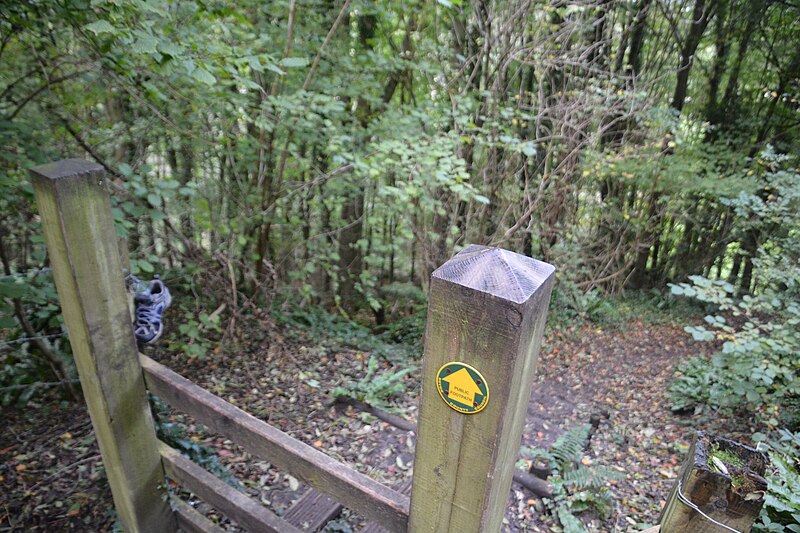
top-left (30, 160), bottom-right (175, 533)
top-left (359, 479), bottom-right (412, 533)
top-left (659, 431), bottom-right (768, 533)
top-left (160, 442), bottom-right (302, 533)
top-left (283, 489), bottom-right (342, 531)
top-left (141, 354), bottom-right (409, 533)
top-left (408, 245), bottom-right (555, 533)
top-left (171, 498), bottom-right (227, 533)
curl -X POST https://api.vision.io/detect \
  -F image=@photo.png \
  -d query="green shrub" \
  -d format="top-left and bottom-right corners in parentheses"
top-left (753, 429), bottom-right (800, 532)
top-left (668, 276), bottom-right (800, 417)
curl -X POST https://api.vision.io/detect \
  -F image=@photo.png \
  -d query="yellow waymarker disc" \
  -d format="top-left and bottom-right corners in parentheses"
top-left (436, 362), bottom-right (489, 414)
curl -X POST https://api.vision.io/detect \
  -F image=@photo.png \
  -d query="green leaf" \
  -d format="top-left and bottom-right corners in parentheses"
top-left (192, 67), bottom-right (216, 85)
top-left (158, 39), bottom-right (183, 58)
top-left (147, 193), bottom-right (161, 208)
top-left (84, 20), bottom-right (116, 35)
top-left (132, 31), bottom-right (158, 55)
top-left (521, 142), bottom-right (536, 157)
top-left (137, 259), bottom-right (154, 273)
top-left (0, 281), bottom-right (28, 299)
top-left (182, 59), bottom-right (196, 75)
top-left (279, 57), bottom-right (310, 68)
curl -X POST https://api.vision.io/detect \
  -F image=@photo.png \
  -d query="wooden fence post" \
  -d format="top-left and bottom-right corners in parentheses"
top-left (30, 159), bottom-right (176, 532)
top-left (408, 245), bottom-right (555, 532)
top-left (659, 431), bottom-right (768, 533)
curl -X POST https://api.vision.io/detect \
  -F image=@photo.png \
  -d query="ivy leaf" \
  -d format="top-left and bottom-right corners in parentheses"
top-left (84, 21), bottom-right (116, 35)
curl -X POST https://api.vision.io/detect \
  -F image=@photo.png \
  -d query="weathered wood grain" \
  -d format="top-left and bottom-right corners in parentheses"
top-left (30, 159), bottom-right (175, 533)
top-left (160, 442), bottom-right (302, 533)
top-left (171, 498), bottom-right (227, 533)
top-left (283, 489), bottom-right (342, 531)
top-left (408, 245), bottom-right (555, 533)
top-left (359, 479), bottom-right (413, 533)
top-left (659, 432), bottom-right (768, 533)
top-left (140, 354), bottom-right (409, 533)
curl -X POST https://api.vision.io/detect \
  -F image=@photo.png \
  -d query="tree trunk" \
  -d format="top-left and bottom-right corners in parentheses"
top-left (671, 0), bottom-right (713, 113)
top-left (628, 0), bottom-right (652, 77)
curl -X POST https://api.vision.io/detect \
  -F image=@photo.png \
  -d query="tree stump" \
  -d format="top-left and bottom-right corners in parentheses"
top-left (659, 431), bottom-right (768, 533)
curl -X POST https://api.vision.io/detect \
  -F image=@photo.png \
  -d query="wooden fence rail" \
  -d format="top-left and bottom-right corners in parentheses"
top-left (141, 353), bottom-right (410, 532)
top-left (159, 442), bottom-right (304, 533)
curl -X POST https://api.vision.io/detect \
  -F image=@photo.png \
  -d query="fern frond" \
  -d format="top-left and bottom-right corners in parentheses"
top-left (562, 465), bottom-right (624, 490)
top-left (556, 506), bottom-right (589, 533)
top-left (551, 424), bottom-right (591, 468)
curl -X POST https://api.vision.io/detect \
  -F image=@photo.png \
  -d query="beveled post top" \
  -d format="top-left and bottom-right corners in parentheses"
top-left (432, 244), bottom-right (556, 304)
top-left (30, 159), bottom-right (104, 181)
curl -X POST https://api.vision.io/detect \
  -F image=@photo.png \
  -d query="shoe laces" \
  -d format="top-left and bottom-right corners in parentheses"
top-left (135, 302), bottom-right (163, 324)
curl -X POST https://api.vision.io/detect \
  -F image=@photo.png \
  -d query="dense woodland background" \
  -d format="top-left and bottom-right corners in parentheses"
top-left (2, 0), bottom-right (798, 307)
top-left (5, 0), bottom-right (799, 381)
top-left (1, 0), bottom-right (800, 530)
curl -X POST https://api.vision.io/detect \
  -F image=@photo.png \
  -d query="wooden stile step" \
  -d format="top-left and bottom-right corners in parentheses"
top-left (283, 489), bottom-right (342, 531)
top-left (282, 478), bottom-right (413, 533)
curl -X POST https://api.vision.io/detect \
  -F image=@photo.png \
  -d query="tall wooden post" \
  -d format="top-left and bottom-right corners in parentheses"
top-left (409, 245), bottom-right (555, 532)
top-left (31, 160), bottom-right (175, 532)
